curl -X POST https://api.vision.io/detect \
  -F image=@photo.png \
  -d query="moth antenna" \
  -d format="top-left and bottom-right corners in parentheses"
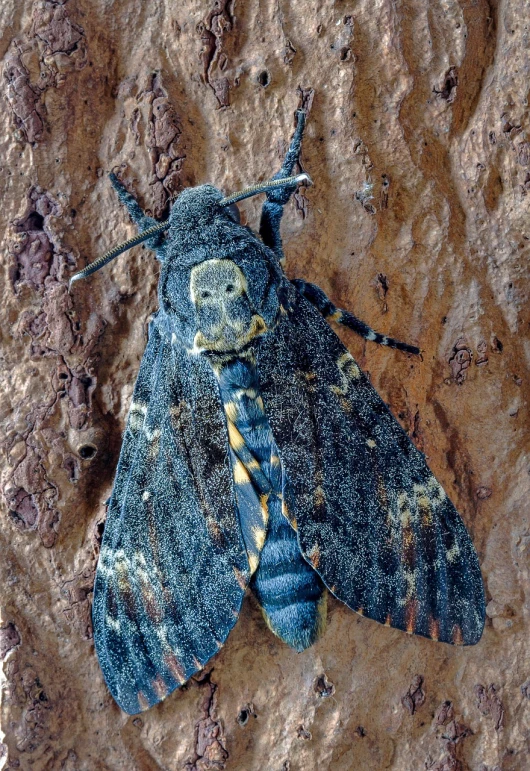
top-left (69, 173), bottom-right (311, 287)
top-left (69, 220), bottom-right (169, 287)
top-left (220, 173), bottom-right (312, 207)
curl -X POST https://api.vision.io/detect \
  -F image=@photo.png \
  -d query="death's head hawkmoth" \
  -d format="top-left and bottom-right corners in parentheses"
top-left (72, 111), bottom-right (485, 714)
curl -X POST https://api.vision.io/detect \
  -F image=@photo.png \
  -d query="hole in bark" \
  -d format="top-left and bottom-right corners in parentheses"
top-left (237, 709), bottom-right (249, 726)
top-left (95, 520), bottom-right (105, 547)
top-left (257, 70), bottom-right (270, 87)
top-left (314, 674), bottom-right (335, 698)
top-left (492, 336), bottom-right (503, 352)
top-left (78, 444), bottom-right (97, 460)
top-left (237, 703), bottom-right (256, 726)
top-left (23, 212), bottom-right (44, 231)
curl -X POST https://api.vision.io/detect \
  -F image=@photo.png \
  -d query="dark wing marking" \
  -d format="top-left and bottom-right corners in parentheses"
top-left (256, 284), bottom-right (485, 646)
top-left (93, 320), bottom-right (248, 714)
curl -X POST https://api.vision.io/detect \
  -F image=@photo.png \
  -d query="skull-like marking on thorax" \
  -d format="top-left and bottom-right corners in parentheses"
top-left (190, 259), bottom-right (268, 354)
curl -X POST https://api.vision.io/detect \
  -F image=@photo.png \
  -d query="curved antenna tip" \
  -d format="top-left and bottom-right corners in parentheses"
top-left (295, 172), bottom-right (312, 186)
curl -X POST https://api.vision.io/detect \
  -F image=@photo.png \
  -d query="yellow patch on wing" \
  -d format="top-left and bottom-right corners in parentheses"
top-left (403, 568), bottom-right (417, 604)
top-left (314, 486), bottom-right (326, 507)
top-left (400, 506), bottom-right (412, 528)
top-left (384, 613), bottom-right (392, 627)
top-left (377, 476), bottom-right (389, 513)
top-left (307, 543), bottom-right (320, 569)
top-left (339, 351), bottom-right (361, 378)
top-left (152, 676), bottom-right (168, 700)
top-left (138, 691), bottom-right (150, 711)
top-left (147, 428), bottom-right (161, 460)
top-left (105, 614), bottom-right (120, 632)
top-left (141, 584), bottom-right (163, 624)
top-left (403, 526), bottom-right (415, 556)
top-left (446, 541), bottom-right (461, 563)
top-left (417, 494), bottom-right (433, 526)
top-left (427, 475), bottom-right (446, 502)
top-left (115, 556), bottom-right (131, 593)
top-left (206, 516), bottom-right (222, 542)
top-left (337, 396), bottom-right (352, 413)
top-left (331, 352), bottom-right (361, 403)
top-left (366, 438), bottom-right (377, 449)
top-left (163, 654), bottom-right (187, 684)
top-left (129, 401), bottom-right (148, 430)
top-left (405, 599), bottom-right (418, 634)
top-left (452, 624), bottom-right (463, 645)
top-left (233, 567), bottom-right (248, 590)
top-left (429, 616), bottom-right (440, 641)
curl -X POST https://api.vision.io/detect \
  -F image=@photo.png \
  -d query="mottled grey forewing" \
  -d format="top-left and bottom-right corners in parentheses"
top-left (92, 320), bottom-right (248, 714)
top-left (256, 284), bottom-right (485, 646)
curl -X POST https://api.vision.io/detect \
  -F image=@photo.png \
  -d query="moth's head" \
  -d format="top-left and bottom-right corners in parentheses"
top-left (69, 172), bottom-right (309, 357)
top-left (159, 184), bottom-right (284, 356)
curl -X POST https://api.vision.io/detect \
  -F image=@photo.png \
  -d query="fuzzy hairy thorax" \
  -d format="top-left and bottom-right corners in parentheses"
top-left (157, 185), bottom-right (286, 354)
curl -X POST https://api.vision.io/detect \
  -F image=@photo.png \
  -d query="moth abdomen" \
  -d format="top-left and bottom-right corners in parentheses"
top-left (250, 495), bottom-right (327, 652)
top-left (216, 354), bottom-right (326, 652)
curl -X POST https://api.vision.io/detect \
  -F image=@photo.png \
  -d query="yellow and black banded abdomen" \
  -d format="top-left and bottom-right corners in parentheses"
top-left (216, 355), bottom-right (326, 651)
top-left (250, 494), bottom-right (327, 651)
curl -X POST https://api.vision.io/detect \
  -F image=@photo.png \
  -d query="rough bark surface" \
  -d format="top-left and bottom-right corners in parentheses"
top-left (0, 1), bottom-right (529, 769)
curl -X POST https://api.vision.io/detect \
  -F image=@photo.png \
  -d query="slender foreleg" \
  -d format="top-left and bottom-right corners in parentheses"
top-left (109, 173), bottom-right (167, 259)
top-left (292, 279), bottom-right (420, 355)
top-left (259, 110), bottom-right (307, 264)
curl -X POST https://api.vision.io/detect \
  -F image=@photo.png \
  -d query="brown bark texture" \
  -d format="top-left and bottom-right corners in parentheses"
top-left (0, 0), bottom-right (528, 769)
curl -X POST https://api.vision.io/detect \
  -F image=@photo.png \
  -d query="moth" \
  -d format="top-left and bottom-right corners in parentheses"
top-left (72, 111), bottom-right (485, 715)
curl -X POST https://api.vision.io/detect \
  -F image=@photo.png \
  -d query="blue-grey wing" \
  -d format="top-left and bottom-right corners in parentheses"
top-left (92, 320), bottom-right (248, 714)
top-left (256, 283), bottom-right (485, 647)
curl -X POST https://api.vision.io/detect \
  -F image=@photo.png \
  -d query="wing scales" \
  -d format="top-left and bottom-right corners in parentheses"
top-left (256, 285), bottom-right (485, 646)
top-left (93, 320), bottom-right (248, 714)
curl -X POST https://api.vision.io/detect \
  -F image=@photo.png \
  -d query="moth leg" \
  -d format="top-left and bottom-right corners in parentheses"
top-left (259, 110), bottom-right (307, 265)
top-left (109, 172), bottom-right (167, 258)
top-left (292, 279), bottom-right (420, 355)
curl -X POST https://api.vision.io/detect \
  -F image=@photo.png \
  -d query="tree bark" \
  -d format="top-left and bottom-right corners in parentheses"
top-left (1, 1), bottom-right (528, 769)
